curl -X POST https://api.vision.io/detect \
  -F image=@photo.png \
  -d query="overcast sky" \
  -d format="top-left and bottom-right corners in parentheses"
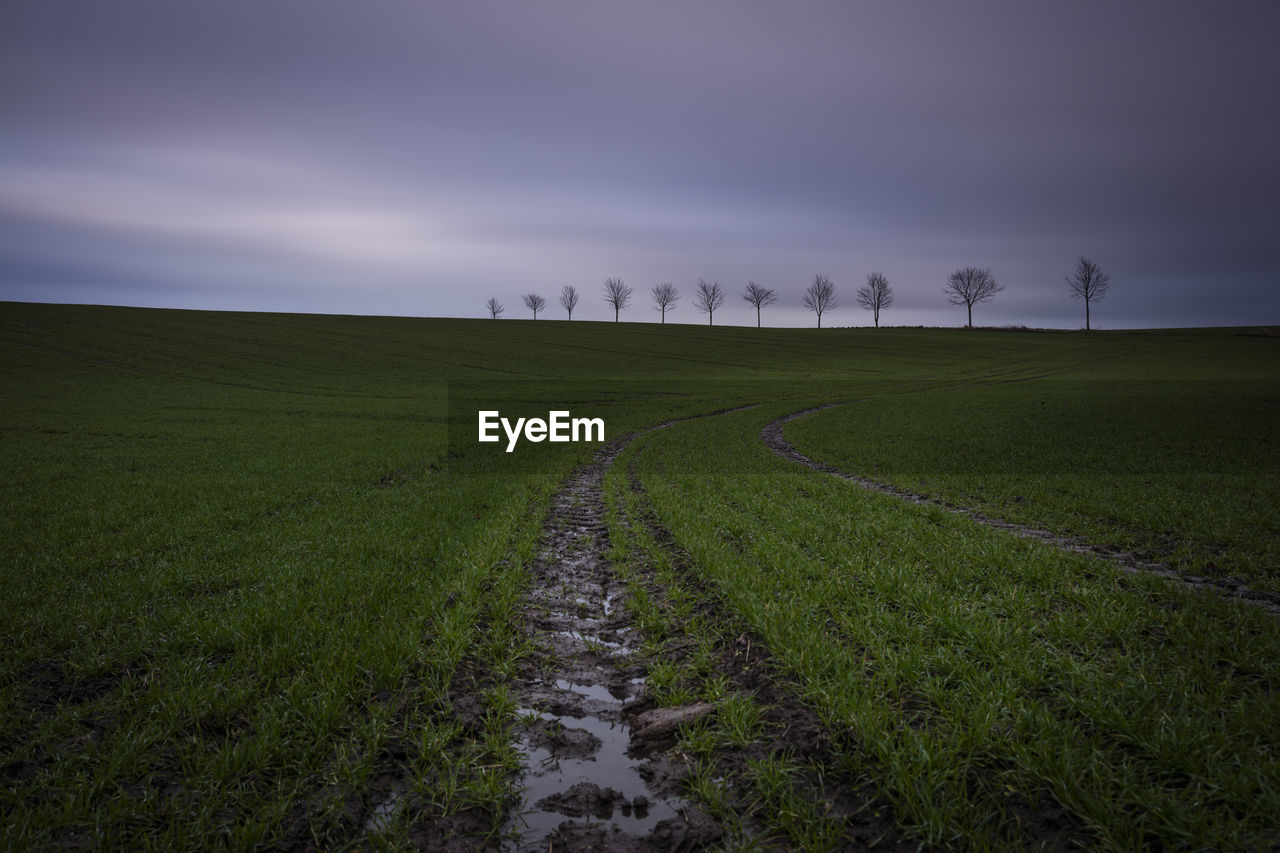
top-left (3, 1), bottom-right (1278, 328)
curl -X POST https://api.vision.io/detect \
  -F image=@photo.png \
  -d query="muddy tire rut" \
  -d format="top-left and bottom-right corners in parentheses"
top-left (763, 405), bottom-right (1280, 617)
top-left (500, 405), bottom-right (933, 850)
top-left (503, 439), bottom-right (719, 851)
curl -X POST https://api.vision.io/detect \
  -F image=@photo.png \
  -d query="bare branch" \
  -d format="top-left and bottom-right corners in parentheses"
top-left (485, 297), bottom-right (504, 319)
top-left (693, 279), bottom-right (726, 326)
top-left (855, 272), bottom-right (894, 328)
top-left (942, 266), bottom-right (1002, 327)
top-left (802, 274), bottom-right (837, 327)
top-left (651, 282), bottom-right (679, 324)
top-left (1065, 256), bottom-right (1110, 330)
top-left (742, 281), bottom-right (777, 327)
top-left (602, 277), bottom-right (633, 322)
top-left (522, 292), bottom-right (546, 320)
top-left (559, 285), bottom-right (580, 320)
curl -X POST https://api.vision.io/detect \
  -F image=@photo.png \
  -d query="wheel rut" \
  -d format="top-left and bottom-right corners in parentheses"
top-left (763, 405), bottom-right (1280, 617)
top-left (502, 406), bottom-right (761, 850)
top-left (502, 439), bottom-right (717, 852)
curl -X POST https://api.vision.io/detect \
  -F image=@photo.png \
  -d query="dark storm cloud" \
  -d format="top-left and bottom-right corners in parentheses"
top-left (2, 1), bottom-right (1278, 326)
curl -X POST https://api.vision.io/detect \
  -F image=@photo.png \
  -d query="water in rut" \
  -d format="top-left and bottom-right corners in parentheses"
top-left (503, 442), bottom-right (712, 851)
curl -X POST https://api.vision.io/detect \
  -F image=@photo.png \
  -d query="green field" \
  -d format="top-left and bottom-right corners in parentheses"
top-left (785, 373), bottom-right (1280, 593)
top-left (2, 302), bottom-right (1278, 849)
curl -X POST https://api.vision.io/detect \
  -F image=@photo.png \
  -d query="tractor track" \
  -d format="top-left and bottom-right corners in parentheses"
top-left (501, 406), bottom-right (760, 851)
top-left (500, 393), bottom-right (1265, 850)
top-left (502, 438), bottom-right (710, 852)
top-left (763, 405), bottom-right (1280, 618)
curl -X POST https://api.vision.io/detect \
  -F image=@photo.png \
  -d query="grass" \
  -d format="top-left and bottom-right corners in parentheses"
top-left (2, 301), bottom-right (1278, 848)
top-left (605, 460), bottom-right (851, 849)
top-left (625, 404), bottom-right (1280, 848)
top-left (785, 377), bottom-right (1280, 591)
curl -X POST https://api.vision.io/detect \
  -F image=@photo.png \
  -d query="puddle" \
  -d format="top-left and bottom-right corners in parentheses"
top-left (511, 700), bottom-right (679, 840)
top-left (502, 442), bottom-right (700, 850)
top-left (554, 678), bottom-right (632, 703)
top-left (552, 630), bottom-right (635, 655)
top-left (365, 789), bottom-right (404, 834)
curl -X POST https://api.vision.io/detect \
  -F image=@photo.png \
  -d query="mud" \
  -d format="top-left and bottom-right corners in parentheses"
top-left (502, 440), bottom-right (717, 851)
top-left (498, 406), bottom-right (774, 850)
top-left (14, 658), bottom-right (139, 711)
top-left (763, 405), bottom-right (1280, 617)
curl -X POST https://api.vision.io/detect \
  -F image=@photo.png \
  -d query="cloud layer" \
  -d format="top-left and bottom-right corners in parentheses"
top-left (3, 1), bottom-right (1278, 327)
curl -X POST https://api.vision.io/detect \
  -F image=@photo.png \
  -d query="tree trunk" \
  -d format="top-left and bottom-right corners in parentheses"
top-left (1085, 299), bottom-right (1091, 331)
top-left (967, 303), bottom-right (972, 328)
top-left (757, 307), bottom-right (761, 328)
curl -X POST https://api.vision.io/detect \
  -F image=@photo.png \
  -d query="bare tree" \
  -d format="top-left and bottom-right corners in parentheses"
top-left (651, 282), bottom-right (679, 324)
top-left (522, 293), bottom-right (546, 320)
top-left (486, 297), bottom-right (504, 319)
top-left (742, 281), bottom-right (777, 328)
top-left (1065, 257), bottom-right (1110, 331)
top-left (856, 272), bottom-right (894, 328)
top-left (602, 277), bottom-right (632, 322)
top-left (694, 279), bottom-right (726, 326)
top-left (560, 285), bottom-right (579, 320)
top-left (802, 274), bottom-right (837, 327)
top-left (943, 266), bottom-right (1002, 328)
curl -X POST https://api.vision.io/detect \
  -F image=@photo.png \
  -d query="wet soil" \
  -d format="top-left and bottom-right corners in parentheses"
top-left (763, 405), bottom-right (1280, 617)
top-left (502, 440), bottom-right (721, 851)
top-left (495, 411), bottom-right (941, 849)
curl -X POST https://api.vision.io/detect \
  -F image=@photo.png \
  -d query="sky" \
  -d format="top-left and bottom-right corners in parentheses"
top-left (2, 1), bottom-right (1278, 329)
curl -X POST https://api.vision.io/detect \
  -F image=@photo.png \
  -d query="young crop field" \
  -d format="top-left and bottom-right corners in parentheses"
top-left (2, 302), bottom-right (1278, 850)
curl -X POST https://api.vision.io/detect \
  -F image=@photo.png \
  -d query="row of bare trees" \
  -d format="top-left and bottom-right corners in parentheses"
top-left (489, 275), bottom-right (874, 327)
top-left (487, 257), bottom-right (1110, 329)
